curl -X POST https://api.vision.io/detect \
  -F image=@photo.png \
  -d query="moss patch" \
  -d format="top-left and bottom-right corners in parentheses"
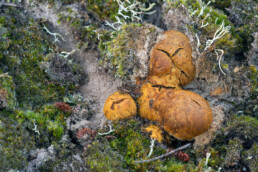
top-left (223, 115), bottom-right (258, 147)
top-left (86, 119), bottom-right (199, 171)
top-left (0, 8), bottom-right (83, 109)
top-left (0, 114), bottom-right (36, 170)
top-left (0, 73), bottom-right (16, 110)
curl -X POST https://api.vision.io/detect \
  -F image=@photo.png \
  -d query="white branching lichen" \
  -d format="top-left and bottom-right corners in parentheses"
top-left (105, 0), bottom-right (156, 31)
top-left (197, 0), bottom-right (211, 17)
top-left (105, 21), bottom-right (119, 31)
top-left (60, 50), bottom-right (76, 58)
top-left (204, 20), bottom-right (231, 51)
top-left (43, 24), bottom-right (65, 43)
top-left (33, 122), bottom-right (40, 135)
top-left (98, 125), bottom-right (115, 136)
top-left (200, 9), bottom-right (212, 28)
top-left (190, 9), bottom-right (198, 17)
top-left (147, 138), bottom-right (156, 157)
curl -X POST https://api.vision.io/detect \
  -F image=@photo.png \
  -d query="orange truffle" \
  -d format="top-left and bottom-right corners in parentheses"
top-left (148, 30), bottom-right (195, 87)
top-left (103, 91), bottom-right (137, 121)
top-left (154, 89), bottom-right (213, 140)
top-left (144, 125), bottom-right (164, 143)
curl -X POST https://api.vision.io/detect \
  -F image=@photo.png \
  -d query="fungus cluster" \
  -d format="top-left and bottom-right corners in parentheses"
top-left (103, 30), bottom-right (213, 141)
top-left (103, 91), bottom-right (137, 121)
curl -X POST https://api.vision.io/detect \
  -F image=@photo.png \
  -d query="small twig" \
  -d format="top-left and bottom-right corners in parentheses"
top-left (148, 138), bottom-right (156, 157)
top-left (98, 125), bottom-right (115, 136)
top-left (0, 3), bottom-right (23, 8)
top-left (134, 143), bottom-right (191, 163)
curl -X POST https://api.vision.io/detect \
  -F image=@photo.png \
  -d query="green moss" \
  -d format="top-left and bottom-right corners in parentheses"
top-left (14, 103), bottom-right (69, 145)
top-left (0, 73), bottom-right (17, 110)
top-left (99, 23), bottom-right (143, 80)
top-left (206, 147), bottom-right (226, 169)
top-left (223, 115), bottom-right (258, 142)
top-left (85, 141), bottom-right (125, 172)
top-left (242, 143), bottom-right (258, 171)
top-left (37, 138), bottom-right (88, 171)
top-left (86, 0), bottom-right (120, 21)
top-left (86, 119), bottom-right (198, 171)
top-left (202, 115), bottom-right (258, 170)
top-left (225, 138), bottom-right (242, 167)
top-left (0, 9), bottom-right (83, 108)
top-left (57, 8), bottom-right (99, 47)
top-left (229, 0), bottom-right (257, 54)
top-left (203, 0), bottom-right (231, 11)
top-left (0, 114), bottom-right (36, 170)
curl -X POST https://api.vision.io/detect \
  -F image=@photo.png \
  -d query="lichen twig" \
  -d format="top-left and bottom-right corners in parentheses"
top-left (200, 9), bottom-right (212, 28)
top-left (43, 24), bottom-right (65, 43)
top-left (60, 50), bottom-right (76, 58)
top-left (106, 0), bottom-right (155, 30)
top-left (32, 122), bottom-right (40, 135)
top-left (204, 20), bottom-right (230, 51)
top-left (198, 0), bottom-right (211, 17)
top-left (205, 152), bottom-right (211, 166)
top-left (148, 138), bottom-right (156, 157)
top-left (215, 49), bottom-right (226, 75)
top-left (134, 143), bottom-right (191, 163)
top-left (195, 33), bottom-right (201, 48)
top-left (98, 125), bottom-right (115, 136)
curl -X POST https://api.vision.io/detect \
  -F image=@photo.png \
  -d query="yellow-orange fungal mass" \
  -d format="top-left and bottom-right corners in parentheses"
top-left (103, 91), bottom-right (137, 121)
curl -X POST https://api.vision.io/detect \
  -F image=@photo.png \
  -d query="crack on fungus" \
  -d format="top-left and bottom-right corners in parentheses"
top-left (157, 49), bottom-right (171, 57)
top-left (152, 85), bottom-right (176, 91)
top-left (156, 48), bottom-right (189, 79)
top-left (171, 48), bottom-right (183, 57)
top-left (171, 60), bottom-right (189, 79)
top-left (191, 99), bottom-right (201, 107)
top-left (111, 98), bottom-right (127, 110)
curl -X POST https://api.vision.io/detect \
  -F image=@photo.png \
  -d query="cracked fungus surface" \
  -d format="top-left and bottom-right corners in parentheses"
top-left (154, 90), bottom-right (213, 140)
top-left (147, 30), bottom-right (195, 87)
top-left (138, 83), bottom-right (181, 123)
top-left (103, 91), bottom-right (137, 121)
